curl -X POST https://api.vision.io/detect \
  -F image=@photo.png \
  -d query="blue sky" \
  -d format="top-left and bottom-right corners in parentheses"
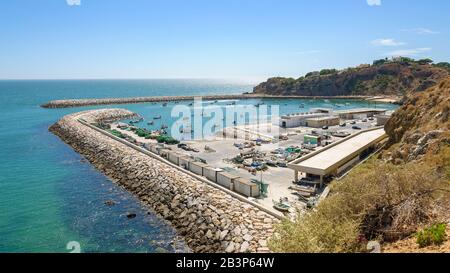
top-left (0, 0), bottom-right (448, 81)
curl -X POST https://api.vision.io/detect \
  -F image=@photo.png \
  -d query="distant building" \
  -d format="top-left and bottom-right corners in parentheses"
top-left (304, 116), bottom-right (340, 128)
top-left (278, 108), bottom-right (334, 128)
top-left (336, 108), bottom-right (387, 120)
top-left (278, 112), bottom-right (328, 128)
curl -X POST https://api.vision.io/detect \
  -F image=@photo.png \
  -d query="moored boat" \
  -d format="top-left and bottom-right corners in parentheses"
top-left (273, 198), bottom-right (291, 212)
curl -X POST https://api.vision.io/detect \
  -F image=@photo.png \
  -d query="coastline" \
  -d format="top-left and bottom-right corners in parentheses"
top-left (49, 108), bottom-right (278, 253)
top-left (41, 94), bottom-right (376, 108)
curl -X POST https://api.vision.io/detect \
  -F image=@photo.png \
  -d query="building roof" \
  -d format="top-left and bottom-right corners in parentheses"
top-left (289, 128), bottom-right (386, 175)
top-left (281, 112), bottom-right (327, 119)
top-left (305, 116), bottom-right (340, 121)
top-left (336, 108), bottom-right (387, 115)
top-left (218, 172), bottom-right (240, 179)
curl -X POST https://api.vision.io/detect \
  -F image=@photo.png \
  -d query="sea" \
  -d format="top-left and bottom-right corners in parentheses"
top-left (0, 79), bottom-right (398, 252)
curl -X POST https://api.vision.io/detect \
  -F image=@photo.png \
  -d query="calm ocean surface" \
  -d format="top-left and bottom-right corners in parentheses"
top-left (0, 79), bottom-right (397, 252)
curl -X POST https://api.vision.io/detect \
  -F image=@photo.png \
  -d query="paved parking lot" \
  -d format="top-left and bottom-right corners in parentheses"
top-left (111, 118), bottom-right (379, 212)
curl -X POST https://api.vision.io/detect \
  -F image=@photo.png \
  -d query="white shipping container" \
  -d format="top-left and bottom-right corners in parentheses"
top-left (203, 167), bottom-right (223, 183)
top-left (178, 157), bottom-right (192, 170)
top-left (234, 178), bottom-right (260, 197)
top-left (216, 172), bottom-right (239, 190)
top-left (168, 152), bottom-right (180, 165)
top-left (189, 161), bottom-right (207, 176)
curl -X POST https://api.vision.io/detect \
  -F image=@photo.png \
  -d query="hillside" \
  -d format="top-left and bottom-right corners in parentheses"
top-left (269, 77), bottom-right (450, 253)
top-left (253, 59), bottom-right (449, 97)
top-left (383, 78), bottom-right (450, 163)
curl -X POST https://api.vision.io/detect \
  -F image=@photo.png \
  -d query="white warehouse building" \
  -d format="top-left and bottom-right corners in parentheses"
top-left (278, 108), bottom-right (334, 128)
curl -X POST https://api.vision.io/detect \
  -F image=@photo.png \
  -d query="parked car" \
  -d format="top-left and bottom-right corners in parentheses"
top-left (322, 126), bottom-right (329, 130)
top-left (362, 119), bottom-right (368, 122)
top-left (350, 121), bottom-right (356, 125)
top-left (339, 122), bottom-right (346, 127)
top-left (352, 126), bottom-right (362, 130)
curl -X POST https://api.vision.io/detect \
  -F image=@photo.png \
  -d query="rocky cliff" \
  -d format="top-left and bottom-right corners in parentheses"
top-left (253, 60), bottom-right (449, 97)
top-left (269, 77), bottom-right (449, 253)
top-left (384, 77), bottom-right (450, 163)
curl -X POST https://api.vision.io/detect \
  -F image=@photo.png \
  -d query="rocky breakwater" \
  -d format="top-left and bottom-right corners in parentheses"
top-left (50, 108), bottom-right (278, 253)
top-left (41, 94), bottom-right (373, 108)
top-left (41, 94), bottom-right (251, 108)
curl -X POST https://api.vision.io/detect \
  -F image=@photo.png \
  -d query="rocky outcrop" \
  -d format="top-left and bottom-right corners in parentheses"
top-left (253, 61), bottom-right (448, 97)
top-left (384, 77), bottom-right (450, 163)
top-left (49, 109), bottom-right (277, 253)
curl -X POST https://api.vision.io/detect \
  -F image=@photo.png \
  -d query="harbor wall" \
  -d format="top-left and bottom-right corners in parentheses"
top-left (41, 94), bottom-right (372, 108)
top-left (49, 108), bottom-right (277, 253)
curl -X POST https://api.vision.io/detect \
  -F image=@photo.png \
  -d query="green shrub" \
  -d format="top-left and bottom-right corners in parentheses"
top-left (108, 129), bottom-right (126, 139)
top-left (156, 135), bottom-right (180, 145)
top-left (319, 69), bottom-right (337, 75)
top-left (417, 58), bottom-right (433, 65)
top-left (305, 71), bottom-right (319, 78)
top-left (373, 58), bottom-right (388, 66)
top-left (435, 62), bottom-right (450, 72)
top-left (281, 78), bottom-right (296, 86)
top-left (416, 223), bottom-right (447, 248)
top-left (135, 128), bottom-right (151, 138)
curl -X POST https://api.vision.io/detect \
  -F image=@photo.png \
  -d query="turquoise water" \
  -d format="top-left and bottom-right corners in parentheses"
top-left (120, 98), bottom-right (398, 139)
top-left (0, 79), bottom-right (397, 253)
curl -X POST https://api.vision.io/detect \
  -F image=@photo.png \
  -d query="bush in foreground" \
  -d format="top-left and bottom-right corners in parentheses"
top-left (416, 223), bottom-right (447, 248)
top-left (269, 148), bottom-right (449, 253)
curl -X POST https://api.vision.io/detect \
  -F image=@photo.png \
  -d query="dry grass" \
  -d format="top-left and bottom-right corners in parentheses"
top-left (269, 147), bottom-right (450, 253)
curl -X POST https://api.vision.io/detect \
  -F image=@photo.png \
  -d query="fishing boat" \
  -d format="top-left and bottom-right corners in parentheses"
top-left (265, 159), bottom-right (278, 167)
top-left (147, 121), bottom-right (154, 125)
top-left (162, 102), bottom-right (168, 107)
top-left (161, 124), bottom-right (168, 129)
top-left (289, 185), bottom-right (316, 194)
top-left (299, 103), bottom-right (305, 108)
top-left (153, 115), bottom-right (162, 119)
top-left (273, 198), bottom-right (291, 212)
top-left (307, 197), bottom-right (319, 209)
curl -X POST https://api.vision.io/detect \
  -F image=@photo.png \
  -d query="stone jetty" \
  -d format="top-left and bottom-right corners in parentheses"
top-left (50, 108), bottom-right (278, 253)
top-left (41, 94), bottom-right (371, 108)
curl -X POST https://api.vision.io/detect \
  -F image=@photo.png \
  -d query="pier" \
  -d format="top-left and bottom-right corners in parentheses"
top-left (41, 94), bottom-right (374, 108)
top-left (50, 108), bottom-right (279, 253)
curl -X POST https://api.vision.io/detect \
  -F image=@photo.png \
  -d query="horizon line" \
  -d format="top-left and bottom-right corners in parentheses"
top-left (0, 77), bottom-right (264, 84)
